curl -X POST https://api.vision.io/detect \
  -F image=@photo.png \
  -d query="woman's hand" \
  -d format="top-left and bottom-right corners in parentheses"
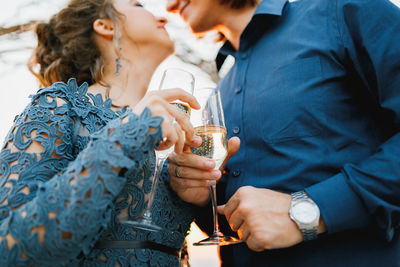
top-left (168, 137), bottom-right (240, 206)
top-left (133, 88), bottom-right (200, 153)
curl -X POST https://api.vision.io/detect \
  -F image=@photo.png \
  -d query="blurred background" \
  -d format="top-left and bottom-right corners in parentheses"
top-left (1, 0), bottom-right (399, 266)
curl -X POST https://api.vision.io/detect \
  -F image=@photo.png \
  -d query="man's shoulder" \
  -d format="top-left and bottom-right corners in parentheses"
top-left (290, 0), bottom-right (398, 12)
top-left (335, 0), bottom-right (399, 13)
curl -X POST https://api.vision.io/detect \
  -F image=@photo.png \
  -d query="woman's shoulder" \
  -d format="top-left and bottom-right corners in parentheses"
top-left (30, 78), bottom-right (117, 121)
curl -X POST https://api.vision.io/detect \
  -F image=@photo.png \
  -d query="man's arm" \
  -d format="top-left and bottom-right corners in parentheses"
top-left (220, 0), bottom-right (400, 251)
top-left (306, 0), bottom-right (400, 241)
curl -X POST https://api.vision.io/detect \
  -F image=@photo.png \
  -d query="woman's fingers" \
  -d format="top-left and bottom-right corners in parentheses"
top-left (163, 102), bottom-right (194, 144)
top-left (157, 88), bottom-right (200, 110)
top-left (147, 94), bottom-right (194, 152)
top-left (134, 90), bottom-right (198, 152)
top-left (174, 122), bottom-right (185, 153)
top-left (157, 116), bottom-right (178, 151)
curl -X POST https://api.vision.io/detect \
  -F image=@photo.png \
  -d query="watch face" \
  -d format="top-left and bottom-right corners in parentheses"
top-left (292, 200), bottom-right (319, 224)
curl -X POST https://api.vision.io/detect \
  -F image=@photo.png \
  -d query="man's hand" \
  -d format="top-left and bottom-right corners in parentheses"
top-left (168, 137), bottom-right (240, 206)
top-left (217, 186), bottom-right (303, 251)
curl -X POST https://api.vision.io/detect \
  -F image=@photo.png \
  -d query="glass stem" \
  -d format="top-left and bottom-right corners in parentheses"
top-left (209, 181), bottom-right (221, 236)
top-left (143, 155), bottom-right (167, 220)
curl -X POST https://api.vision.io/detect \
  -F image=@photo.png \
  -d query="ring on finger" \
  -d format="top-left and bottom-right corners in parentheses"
top-left (172, 118), bottom-right (178, 126)
top-left (174, 165), bottom-right (181, 178)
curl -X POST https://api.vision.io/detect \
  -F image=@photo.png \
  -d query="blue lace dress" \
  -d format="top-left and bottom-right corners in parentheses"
top-left (0, 79), bottom-right (194, 266)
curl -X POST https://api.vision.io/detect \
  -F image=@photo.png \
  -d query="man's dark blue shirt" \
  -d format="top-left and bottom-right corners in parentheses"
top-left (212, 0), bottom-right (400, 265)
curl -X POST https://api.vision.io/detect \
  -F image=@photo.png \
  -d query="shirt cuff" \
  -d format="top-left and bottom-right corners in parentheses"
top-left (305, 173), bottom-right (371, 234)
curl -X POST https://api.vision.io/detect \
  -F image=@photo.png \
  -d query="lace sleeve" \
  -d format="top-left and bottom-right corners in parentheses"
top-left (0, 84), bottom-right (162, 265)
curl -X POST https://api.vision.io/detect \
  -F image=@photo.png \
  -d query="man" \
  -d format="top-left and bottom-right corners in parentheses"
top-left (166, 0), bottom-right (400, 265)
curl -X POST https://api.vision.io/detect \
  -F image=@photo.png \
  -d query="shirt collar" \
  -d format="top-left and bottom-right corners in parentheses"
top-left (254, 0), bottom-right (288, 16)
top-left (219, 0), bottom-right (288, 56)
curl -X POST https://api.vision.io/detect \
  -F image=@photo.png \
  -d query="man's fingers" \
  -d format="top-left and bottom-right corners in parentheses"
top-left (168, 163), bottom-right (221, 181)
top-left (220, 137), bottom-right (240, 171)
top-left (229, 208), bottom-right (245, 232)
top-left (169, 152), bottom-right (216, 171)
top-left (228, 136), bottom-right (241, 157)
top-left (170, 176), bottom-right (211, 190)
top-left (223, 194), bottom-right (240, 221)
top-left (217, 205), bottom-right (225, 215)
top-left (246, 234), bottom-right (265, 252)
top-left (238, 223), bottom-right (251, 242)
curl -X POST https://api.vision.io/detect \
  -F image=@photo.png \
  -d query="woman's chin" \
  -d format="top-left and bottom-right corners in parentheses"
top-left (162, 40), bottom-right (175, 57)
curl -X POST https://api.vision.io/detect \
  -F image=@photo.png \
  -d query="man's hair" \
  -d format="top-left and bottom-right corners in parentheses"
top-left (220, 0), bottom-right (257, 9)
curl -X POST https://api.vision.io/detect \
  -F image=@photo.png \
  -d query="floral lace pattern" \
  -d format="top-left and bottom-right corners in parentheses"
top-left (0, 79), bottom-right (194, 266)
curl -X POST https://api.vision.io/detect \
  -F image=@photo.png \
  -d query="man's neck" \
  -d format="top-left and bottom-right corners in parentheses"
top-left (216, 2), bottom-right (261, 51)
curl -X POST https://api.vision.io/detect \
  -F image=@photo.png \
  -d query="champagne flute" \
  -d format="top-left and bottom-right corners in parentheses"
top-left (120, 68), bottom-right (194, 232)
top-left (191, 87), bottom-right (242, 246)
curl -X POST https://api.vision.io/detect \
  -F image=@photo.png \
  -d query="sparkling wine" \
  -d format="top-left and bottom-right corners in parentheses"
top-left (191, 125), bottom-right (228, 169)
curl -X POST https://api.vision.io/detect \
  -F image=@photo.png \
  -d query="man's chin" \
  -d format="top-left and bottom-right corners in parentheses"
top-left (191, 30), bottom-right (208, 39)
top-left (190, 26), bottom-right (218, 39)
top-left (188, 22), bottom-right (212, 36)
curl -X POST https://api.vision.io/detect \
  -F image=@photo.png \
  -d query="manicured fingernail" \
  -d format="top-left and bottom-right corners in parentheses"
top-left (191, 135), bottom-right (202, 145)
top-left (211, 170), bottom-right (221, 179)
top-left (206, 160), bottom-right (215, 168)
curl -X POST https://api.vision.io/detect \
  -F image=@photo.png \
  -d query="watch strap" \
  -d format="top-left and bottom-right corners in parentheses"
top-left (301, 225), bottom-right (318, 241)
top-left (291, 191), bottom-right (310, 202)
top-left (290, 191), bottom-right (319, 241)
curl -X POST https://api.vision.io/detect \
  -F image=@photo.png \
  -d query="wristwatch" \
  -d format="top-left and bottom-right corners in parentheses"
top-left (289, 191), bottom-right (320, 241)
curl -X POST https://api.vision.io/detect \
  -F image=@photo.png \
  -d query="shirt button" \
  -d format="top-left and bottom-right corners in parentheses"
top-left (232, 170), bottom-right (241, 177)
top-left (240, 53), bottom-right (248, 60)
top-left (233, 127), bottom-right (240, 134)
top-left (234, 87), bottom-right (242, 94)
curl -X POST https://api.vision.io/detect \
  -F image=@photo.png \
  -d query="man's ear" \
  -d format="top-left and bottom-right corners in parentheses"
top-left (93, 19), bottom-right (114, 40)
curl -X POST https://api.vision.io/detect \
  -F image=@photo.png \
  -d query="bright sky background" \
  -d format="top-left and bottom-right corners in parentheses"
top-left (0, 0), bottom-right (399, 266)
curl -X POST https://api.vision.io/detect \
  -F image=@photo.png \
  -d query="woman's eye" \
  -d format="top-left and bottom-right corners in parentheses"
top-left (130, 0), bottom-right (143, 7)
top-left (133, 1), bottom-right (144, 7)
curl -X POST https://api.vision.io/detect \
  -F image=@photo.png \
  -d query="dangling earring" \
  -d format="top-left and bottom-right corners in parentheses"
top-left (115, 36), bottom-right (122, 76)
top-left (115, 58), bottom-right (121, 76)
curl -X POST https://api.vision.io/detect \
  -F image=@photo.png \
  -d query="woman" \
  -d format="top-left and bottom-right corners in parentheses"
top-left (0, 0), bottom-right (199, 266)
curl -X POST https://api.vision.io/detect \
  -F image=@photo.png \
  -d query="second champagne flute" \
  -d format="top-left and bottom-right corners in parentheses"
top-left (191, 87), bottom-right (242, 246)
top-left (120, 68), bottom-right (194, 232)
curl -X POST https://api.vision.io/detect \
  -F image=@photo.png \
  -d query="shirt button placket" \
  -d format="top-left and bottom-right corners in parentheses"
top-left (233, 127), bottom-right (240, 134)
top-left (232, 170), bottom-right (241, 177)
top-left (234, 87), bottom-right (242, 94)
